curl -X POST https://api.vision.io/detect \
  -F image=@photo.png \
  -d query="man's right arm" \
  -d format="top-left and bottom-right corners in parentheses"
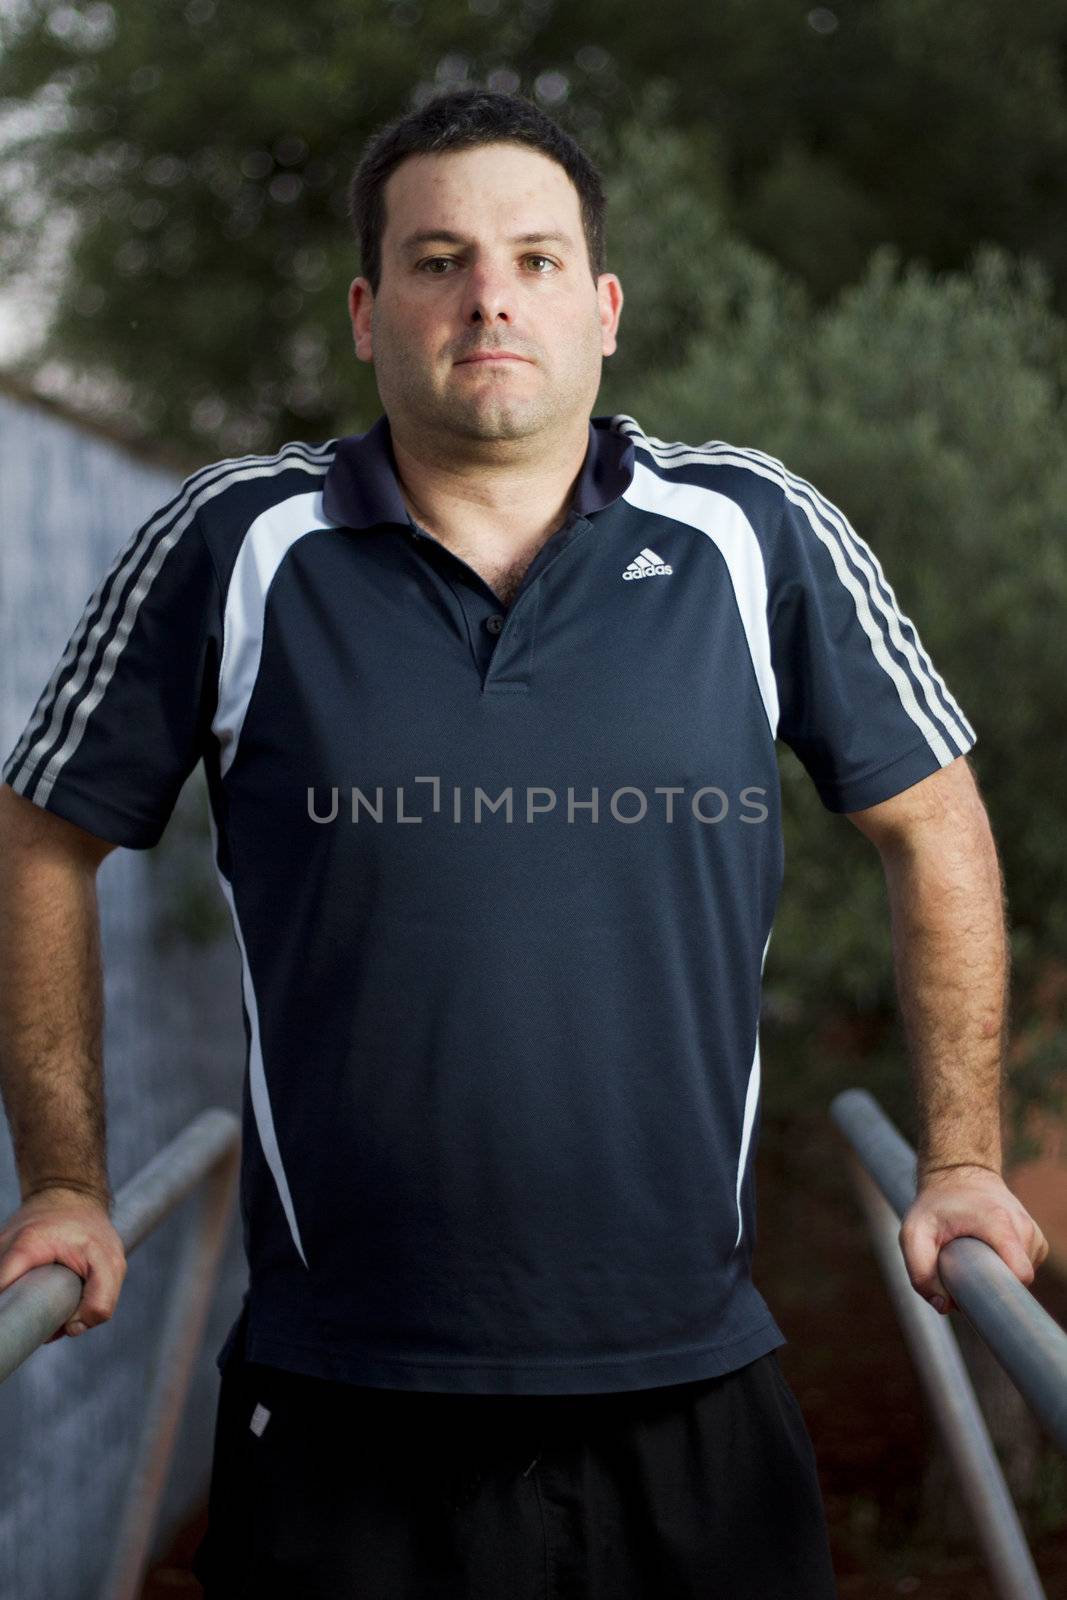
top-left (0, 782), bottom-right (128, 1341)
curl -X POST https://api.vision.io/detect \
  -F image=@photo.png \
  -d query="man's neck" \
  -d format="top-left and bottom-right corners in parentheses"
top-left (389, 418), bottom-right (590, 553)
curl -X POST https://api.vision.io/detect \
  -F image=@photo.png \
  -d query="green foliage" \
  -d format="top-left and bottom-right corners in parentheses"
top-left (597, 86), bottom-right (812, 400)
top-left (551, 0), bottom-right (1067, 309)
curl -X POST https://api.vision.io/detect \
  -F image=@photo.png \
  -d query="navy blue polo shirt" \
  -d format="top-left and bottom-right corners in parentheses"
top-left (3, 411), bottom-right (976, 1394)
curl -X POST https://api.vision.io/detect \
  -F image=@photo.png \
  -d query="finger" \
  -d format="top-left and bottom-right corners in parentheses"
top-left (64, 1250), bottom-right (125, 1335)
top-left (20, 1249), bottom-right (124, 1342)
top-left (0, 1227), bottom-right (89, 1289)
top-left (899, 1216), bottom-right (947, 1307)
top-left (939, 1220), bottom-right (1037, 1300)
top-left (992, 1226), bottom-right (1038, 1286)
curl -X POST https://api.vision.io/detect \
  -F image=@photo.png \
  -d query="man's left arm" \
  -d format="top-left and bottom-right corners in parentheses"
top-left (846, 754), bottom-right (1049, 1316)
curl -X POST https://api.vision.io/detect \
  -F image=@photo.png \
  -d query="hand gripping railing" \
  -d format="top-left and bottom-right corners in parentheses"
top-left (831, 1088), bottom-right (1067, 1600)
top-left (0, 1108), bottom-right (241, 1600)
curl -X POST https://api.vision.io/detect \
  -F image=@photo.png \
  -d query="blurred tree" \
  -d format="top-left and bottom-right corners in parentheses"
top-left (550, 0), bottom-right (1067, 310)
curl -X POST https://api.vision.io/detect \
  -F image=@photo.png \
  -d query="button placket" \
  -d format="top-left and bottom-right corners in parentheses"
top-left (482, 583), bottom-right (537, 694)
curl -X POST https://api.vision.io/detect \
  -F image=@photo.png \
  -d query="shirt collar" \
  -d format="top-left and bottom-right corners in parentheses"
top-left (322, 411), bottom-right (635, 531)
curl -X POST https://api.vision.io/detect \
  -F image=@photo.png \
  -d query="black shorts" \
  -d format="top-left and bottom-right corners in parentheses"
top-left (191, 1346), bottom-right (837, 1599)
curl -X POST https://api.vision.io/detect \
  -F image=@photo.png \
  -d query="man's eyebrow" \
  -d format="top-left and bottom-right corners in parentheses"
top-left (399, 229), bottom-right (576, 256)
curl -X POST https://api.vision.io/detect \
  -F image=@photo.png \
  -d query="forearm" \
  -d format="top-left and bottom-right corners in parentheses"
top-left (0, 832), bottom-right (111, 1209)
top-left (880, 811), bottom-right (1009, 1181)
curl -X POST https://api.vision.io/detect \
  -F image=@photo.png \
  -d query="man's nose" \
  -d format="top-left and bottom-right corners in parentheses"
top-left (462, 262), bottom-right (514, 321)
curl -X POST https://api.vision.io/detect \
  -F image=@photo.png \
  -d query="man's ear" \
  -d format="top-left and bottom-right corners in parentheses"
top-left (598, 273), bottom-right (623, 358)
top-left (348, 277), bottom-right (374, 363)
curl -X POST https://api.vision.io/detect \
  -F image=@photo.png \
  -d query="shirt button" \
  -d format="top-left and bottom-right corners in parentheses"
top-left (485, 613), bottom-right (505, 635)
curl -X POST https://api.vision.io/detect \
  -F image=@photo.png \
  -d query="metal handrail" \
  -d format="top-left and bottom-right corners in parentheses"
top-left (0, 1107), bottom-right (241, 1600)
top-left (831, 1087), bottom-right (1067, 1600)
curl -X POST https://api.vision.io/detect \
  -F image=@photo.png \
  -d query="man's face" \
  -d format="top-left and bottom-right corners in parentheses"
top-left (348, 141), bottom-right (623, 445)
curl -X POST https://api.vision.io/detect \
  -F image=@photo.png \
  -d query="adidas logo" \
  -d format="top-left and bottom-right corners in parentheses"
top-left (622, 547), bottom-right (673, 581)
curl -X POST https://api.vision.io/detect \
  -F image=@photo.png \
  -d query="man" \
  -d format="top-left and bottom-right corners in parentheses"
top-left (0, 85), bottom-right (1048, 1599)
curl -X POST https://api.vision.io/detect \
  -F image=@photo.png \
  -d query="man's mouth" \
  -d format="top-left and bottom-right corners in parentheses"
top-left (456, 352), bottom-right (529, 364)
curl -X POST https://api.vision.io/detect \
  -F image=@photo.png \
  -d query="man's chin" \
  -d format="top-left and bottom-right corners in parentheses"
top-left (437, 399), bottom-right (540, 442)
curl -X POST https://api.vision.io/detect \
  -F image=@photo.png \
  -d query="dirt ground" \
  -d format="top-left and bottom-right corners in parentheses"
top-left (140, 1111), bottom-right (1067, 1598)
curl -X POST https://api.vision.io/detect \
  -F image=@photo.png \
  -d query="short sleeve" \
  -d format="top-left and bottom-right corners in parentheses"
top-left (767, 474), bottom-right (976, 813)
top-left (2, 492), bottom-right (221, 850)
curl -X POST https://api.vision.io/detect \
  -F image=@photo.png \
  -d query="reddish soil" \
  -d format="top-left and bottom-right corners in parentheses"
top-left (140, 1112), bottom-right (1067, 1597)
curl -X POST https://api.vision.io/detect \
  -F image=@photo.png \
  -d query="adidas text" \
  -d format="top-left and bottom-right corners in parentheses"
top-left (623, 546), bottom-right (673, 581)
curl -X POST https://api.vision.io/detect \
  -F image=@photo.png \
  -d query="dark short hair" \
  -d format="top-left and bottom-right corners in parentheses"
top-left (347, 86), bottom-right (607, 294)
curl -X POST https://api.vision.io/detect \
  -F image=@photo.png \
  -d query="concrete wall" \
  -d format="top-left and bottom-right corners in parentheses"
top-left (0, 389), bottom-right (247, 1600)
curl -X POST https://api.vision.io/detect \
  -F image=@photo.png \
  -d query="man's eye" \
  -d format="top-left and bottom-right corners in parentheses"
top-left (416, 255), bottom-right (557, 273)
